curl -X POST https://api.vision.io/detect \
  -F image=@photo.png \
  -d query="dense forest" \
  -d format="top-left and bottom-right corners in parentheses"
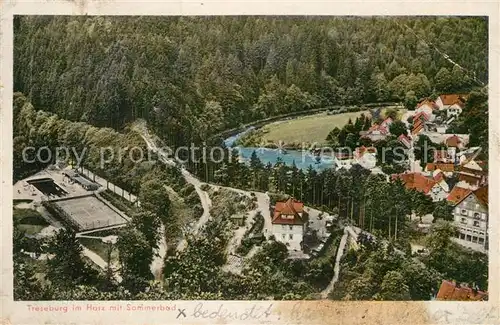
top-left (14, 16), bottom-right (487, 147)
top-left (12, 16), bottom-right (489, 301)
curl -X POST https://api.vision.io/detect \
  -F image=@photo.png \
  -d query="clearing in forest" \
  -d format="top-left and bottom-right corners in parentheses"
top-left (260, 108), bottom-right (406, 146)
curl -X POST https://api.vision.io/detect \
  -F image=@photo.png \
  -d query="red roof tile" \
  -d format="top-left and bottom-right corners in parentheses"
top-left (473, 185), bottom-right (488, 206)
top-left (434, 150), bottom-right (453, 163)
top-left (413, 111), bottom-right (430, 122)
top-left (355, 146), bottom-right (377, 158)
top-left (426, 163), bottom-right (455, 172)
top-left (381, 117), bottom-right (393, 127)
top-left (439, 94), bottom-right (467, 106)
top-left (446, 135), bottom-right (461, 147)
top-left (447, 187), bottom-right (472, 204)
top-left (412, 123), bottom-right (424, 135)
top-left (436, 280), bottom-right (487, 301)
top-left (458, 173), bottom-right (481, 187)
top-left (433, 172), bottom-right (445, 182)
top-left (417, 99), bottom-right (438, 110)
top-left (398, 134), bottom-right (411, 148)
top-left (272, 198), bottom-right (305, 225)
top-left (367, 123), bottom-right (389, 135)
top-left (393, 173), bottom-right (436, 194)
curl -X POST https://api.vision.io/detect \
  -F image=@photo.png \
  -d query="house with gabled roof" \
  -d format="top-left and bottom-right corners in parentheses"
top-left (271, 198), bottom-right (307, 251)
top-left (392, 172), bottom-right (448, 202)
top-left (433, 147), bottom-right (456, 164)
top-left (457, 159), bottom-right (487, 188)
top-left (354, 146), bottom-right (377, 170)
top-left (398, 134), bottom-right (411, 149)
top-left (435, 94), bottom-right (467, 118)
top-left (436, 280), bottom-right (487, 301)
top-left (452, 185), bottom-right (488, 252)
top-left (411, 111), bottom-right (431, 135)
top-left (447, 186), bottom-right (472, 205)
top-left (425, 162), bottom-right (455, 176)
top-left (445, 135), bottom-right (464, 149)
top-left (359, 117), bottom-right (393, 142)
top-left (416, 99), bottom-right (438, 115)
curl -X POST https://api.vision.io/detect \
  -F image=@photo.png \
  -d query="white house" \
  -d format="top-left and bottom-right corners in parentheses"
top-left (428, 173), bottom-right (450, 202)
top-left (359, 117), bottom-right (393, 142)
top-left (415, 99), bottom-right (437, 120)
top-left (354, 146), bottom-right (377, 170)
top-left (333, 152), bottom-right (354, 170)
top-left (435, 94), bottom-right (467, 118)
top-left (451, 186), bottom-right (488, 253)
top-left (271, 198), bottom-right (306, 251)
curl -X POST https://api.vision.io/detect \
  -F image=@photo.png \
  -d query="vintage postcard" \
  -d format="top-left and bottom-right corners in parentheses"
top-left (1, 1), bottom-right (499, 324)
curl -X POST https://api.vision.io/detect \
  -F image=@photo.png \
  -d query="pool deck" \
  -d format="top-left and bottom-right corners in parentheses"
top-left (14, 168), bottom-right (92, 202)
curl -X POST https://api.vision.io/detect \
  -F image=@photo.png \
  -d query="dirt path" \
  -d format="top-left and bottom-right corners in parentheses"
top-left (82, 247), bottom-right (122, 283)
top-left (320, 228), bottom-right (349, 299)
top-left (150, 224), bottom-right (167, 280)
top-left (134, 121), bottom-right (212, 253)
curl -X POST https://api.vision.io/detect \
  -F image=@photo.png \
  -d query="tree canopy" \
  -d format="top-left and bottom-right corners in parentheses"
top-left (14, 16), bottom-right (487, 146)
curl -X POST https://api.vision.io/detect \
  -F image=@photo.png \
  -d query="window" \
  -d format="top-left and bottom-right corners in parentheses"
top-left (479, 238), bottom-right (485, 244)
top-left (474, 212), bottom-right (480, 219)
top-left (289, 234), bottom-right (293, 240)
top-left (472, 236), bottom-right (478, 243)
top-left (473, 221), bottom-right (480, 227)
top-left (466, 235), bottom-right (472, 242)
top-left (461, 209), bottom-right (467, 215)
top-left (289, 225), bottom-right (293, 230)
top-left (282, 234), bottom-right (286, 240)
top-left (460, 218), bottom-right (467, 224)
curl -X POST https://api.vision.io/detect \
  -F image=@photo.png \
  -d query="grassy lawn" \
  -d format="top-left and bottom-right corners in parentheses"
top-left (259, 107), bottom-right (407, 146)
top-left (78, 237), bottom-right (119, 264)
top-left (261, 111), bottom-right (370, 146)
top-left (17, 224), bottom-right (47, 236)
top-left (13, 207), bottom-right (49, 236)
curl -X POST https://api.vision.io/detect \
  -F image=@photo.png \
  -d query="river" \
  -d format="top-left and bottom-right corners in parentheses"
top-left (224, 127), bottom-right (336, 171)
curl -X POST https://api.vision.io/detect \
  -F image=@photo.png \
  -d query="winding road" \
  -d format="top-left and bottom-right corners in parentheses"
top-left (133, 121), bottom-right (213, 275)
top-left (134, 120), bottom-right (356, 296)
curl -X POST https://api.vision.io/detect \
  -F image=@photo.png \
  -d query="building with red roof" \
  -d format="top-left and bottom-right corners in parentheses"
top-left (271, 198), bottom-right (306, 251)
top-left (445, 135), bottom-right (462, 148)
top-left (452, 185), bottom-right (488, 252)
top-left (457, 159), bottom-right (487, 188)
top-left (392, 172), bottom-right (449, 201)
top-left (433, 148), bottom-right (456, 163)
top-left (425, 162), bottom-right (455, 173)
top-left (436, 280), bottom-right (487, 301)
top-left (435, 94), bottom-right (467, 118)
top-left (447, 186), bottom-right (472, 204)
top-left (398, 134), bottom-right (411, 148)
top-left (360, 117), bottom-right (393, 142)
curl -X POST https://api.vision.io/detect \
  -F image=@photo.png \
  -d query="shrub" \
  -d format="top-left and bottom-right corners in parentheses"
top-left (184, 191), bottom-right (201, 205)
top-left (179, 183), bottom-right (196, 197)
top-left (200, 184), bottom-right (211, 192)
